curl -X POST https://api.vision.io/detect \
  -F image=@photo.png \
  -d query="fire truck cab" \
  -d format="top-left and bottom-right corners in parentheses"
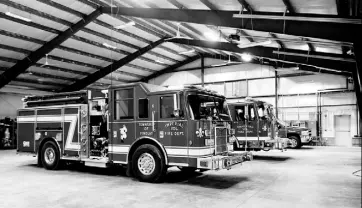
top-left (228, 98), bottom-right (289, 152)
top-left (16, 82), bottom-right (252, 183)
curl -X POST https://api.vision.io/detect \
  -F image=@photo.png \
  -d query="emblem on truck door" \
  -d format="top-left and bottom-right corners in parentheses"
top-left (120, 125), bottom-right (127, 141)
top-left (262, 125), bottom-right (267, 131)
top-left (196, 128), bottom-right (204, 138)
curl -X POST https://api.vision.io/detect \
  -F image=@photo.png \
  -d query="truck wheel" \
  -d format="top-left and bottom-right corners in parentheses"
top-left (41, 141), bottom-right (60, 170)
top-left (132, 144), bottom-right (167, 183)
top-left (177, 166), bottom-right (197, 173)
top-left (288, 136), bottom-right (301, 149)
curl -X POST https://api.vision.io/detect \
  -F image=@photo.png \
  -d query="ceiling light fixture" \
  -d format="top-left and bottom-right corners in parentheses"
top-left (155, 59), bottom-right (165, 64)
top-left (204, 31), bottom-right (219, 41)
top-left (241, 53), bottom-right (253, 62)
top-left (102, 43), bottom-right (117, 49)
top-left (114, 21), bottom-right (135, 29)
top-left (178, 49), bottom-right (195, 54)
top-left (5, 11), bottom-right (32, 22)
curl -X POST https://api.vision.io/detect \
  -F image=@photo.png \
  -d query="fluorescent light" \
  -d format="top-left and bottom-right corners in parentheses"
top-left (301, 44), bottom-right (310, 51)
top-left (204, 32), bottom-right (219, 41)
top-left (155, 59), bottom-right (165, 64)
top-left (178, 49), bottom-right (195, 54)
top-left (5, 12), bottom-right (32, 22)
top-left (237, 39), bottom-right (272, 48)
top-left (241, 53), bottom-right (253, 62)
top-left (211, 63), bottom-right (228, 67)
top-left (102, 43), bottom-right (117, 49)
top-left (114, 21), bottom-right (135, 29)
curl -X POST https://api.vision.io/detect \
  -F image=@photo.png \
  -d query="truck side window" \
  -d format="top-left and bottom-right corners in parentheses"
top-left (160, 96), bottom-right (174, 118)
top-left (248, 105), bottom-right (256, 121)
top-left (235, 107), bottom-right (245, 121)
top-left (138, 98), bottom-right (149, 119)
top-left (114, 89), bottom-right (134, 120)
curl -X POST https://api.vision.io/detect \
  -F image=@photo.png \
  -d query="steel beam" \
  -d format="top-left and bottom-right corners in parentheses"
top-left (0, 19), bottom-right (156, 73)
top-left (272, 51), bottom-right (355, 62)
top-left (141, 56), bottom-right (201, 82)
top-left (1, 1), bottom-right (173, 67)
top-left (168, 38), bottom-right (355, 74)
top-left (0, 8), bottom-right (102, 89)
top-left (237, 0), bottom-right (253, 11)
top-left (282, 0), bottom-right (295, 13)
top-left (101, 7), bottom-right (360, 42)
top-left (269, 33), bottom-right (284, 49)
top-left (61, 38), bottom-right (166, 92)
top-left (198, 0), bottom-right (240, 45)
top-left (84, 0), bottom-right (187, 61)
top-left (165, 0), bottom-right (226, 56)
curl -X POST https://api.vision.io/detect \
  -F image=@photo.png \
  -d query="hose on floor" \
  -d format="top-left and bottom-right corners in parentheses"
top-left (352, 169), bottom-right (361, 177)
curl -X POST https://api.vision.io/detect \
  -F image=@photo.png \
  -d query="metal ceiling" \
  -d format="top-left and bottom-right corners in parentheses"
top-left (0, 0), bottom-right (360, 93)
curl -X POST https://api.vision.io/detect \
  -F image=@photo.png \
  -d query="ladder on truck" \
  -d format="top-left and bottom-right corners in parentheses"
top-left (22, 90), bottom-right (89, 108)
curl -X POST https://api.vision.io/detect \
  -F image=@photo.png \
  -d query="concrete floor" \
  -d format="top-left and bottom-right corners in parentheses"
top-left (0, 147), bottom-right (360, 208)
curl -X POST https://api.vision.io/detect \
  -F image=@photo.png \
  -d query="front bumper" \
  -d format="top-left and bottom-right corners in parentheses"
top-left (265, 137), bottom-right (289, 150)
top-left (301, 135), bottom-right (312, 144)
top-left (196, 151), bottom-right (253, 170)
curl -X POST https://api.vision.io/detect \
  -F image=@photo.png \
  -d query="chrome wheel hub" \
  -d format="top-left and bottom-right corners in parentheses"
top-left (137, 153), bottom-right (155, 175)
top-left (289, 139), bottom-right (297, 148)
top-left (44, 147), bottom-right (55, 164)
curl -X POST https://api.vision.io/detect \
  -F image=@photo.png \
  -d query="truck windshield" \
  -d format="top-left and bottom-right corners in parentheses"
top-left (187, 94), bottom-right (231, 121)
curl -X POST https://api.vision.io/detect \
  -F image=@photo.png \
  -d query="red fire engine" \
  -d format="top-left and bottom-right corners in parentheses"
top-left (227, 98), bottom-right (289, 152)
top-left (16, 82), bottom-right (252, 183)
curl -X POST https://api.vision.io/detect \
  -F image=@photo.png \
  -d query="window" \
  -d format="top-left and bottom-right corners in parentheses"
top-left (235, 106), bottom-right (246, 121)
top-left (247, 105), bottom-right (256, 121)
top-left (114, 89), bottom-right (134, 120)
top-left (187, 95), bottom-right (231, 121)
top-left (160, 96), bottom-right (175, 119)
top-left (138, 98), bottom-right (149, 119)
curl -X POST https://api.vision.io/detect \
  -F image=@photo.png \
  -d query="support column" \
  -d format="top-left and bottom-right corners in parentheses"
top-left (275, 71), bottom-right (279, 118)
top-left (353, 40), bottom-right (362, 135)
top-left (201, 55), bottom-right (205, 87)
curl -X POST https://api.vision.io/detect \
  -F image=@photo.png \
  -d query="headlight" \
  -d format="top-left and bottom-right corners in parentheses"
top-left (228, 136), bottom-right (236, 143)
top-left (35, 132), bottom-right (41, 140)
top-left (56, 133), bottom-right (62, 141)
top-left (301, 131), bottom-right (309, 136)
top-left (204, 129), bottom-right (210, 136)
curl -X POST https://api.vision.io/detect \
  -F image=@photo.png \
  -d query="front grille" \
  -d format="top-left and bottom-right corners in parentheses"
top-left (211, 127), bottom-right (228, 154)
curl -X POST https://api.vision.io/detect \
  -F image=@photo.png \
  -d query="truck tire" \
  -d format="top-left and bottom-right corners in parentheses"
top-left (288, 136), bottom-right (301, 149)
top-left (132, 144), bottom-right (167, 183)
top-left (41, 141), bottom-right (60, 170)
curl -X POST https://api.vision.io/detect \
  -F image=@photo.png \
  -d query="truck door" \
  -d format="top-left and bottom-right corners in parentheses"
top-left (234, 104), bottom-right (258, 142)
top-left (135, 96), bottom-right (157, 139)
top-left (109, 87), bottom-right (136, 163)
top-left (257, 104), bottom-right (270, 140)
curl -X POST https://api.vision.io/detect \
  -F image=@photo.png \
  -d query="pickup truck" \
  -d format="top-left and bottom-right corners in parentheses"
top-left (275, 118), bottom-right (312, 149)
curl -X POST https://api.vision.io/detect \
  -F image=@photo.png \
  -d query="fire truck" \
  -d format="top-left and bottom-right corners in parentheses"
top-left (227, 98), bottom-right (289, 152)
top-left (16, 82), bottom-right (252, 183)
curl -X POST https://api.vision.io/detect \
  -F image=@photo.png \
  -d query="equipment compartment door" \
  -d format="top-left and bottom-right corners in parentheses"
top-left (17, 110), bottom-right (36, 153)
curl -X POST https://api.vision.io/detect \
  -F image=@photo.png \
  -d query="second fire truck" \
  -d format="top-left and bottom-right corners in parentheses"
top-left (16, 82), bottom-right (252, 183)
top-left (227, 98), bottom-right (289, 152)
